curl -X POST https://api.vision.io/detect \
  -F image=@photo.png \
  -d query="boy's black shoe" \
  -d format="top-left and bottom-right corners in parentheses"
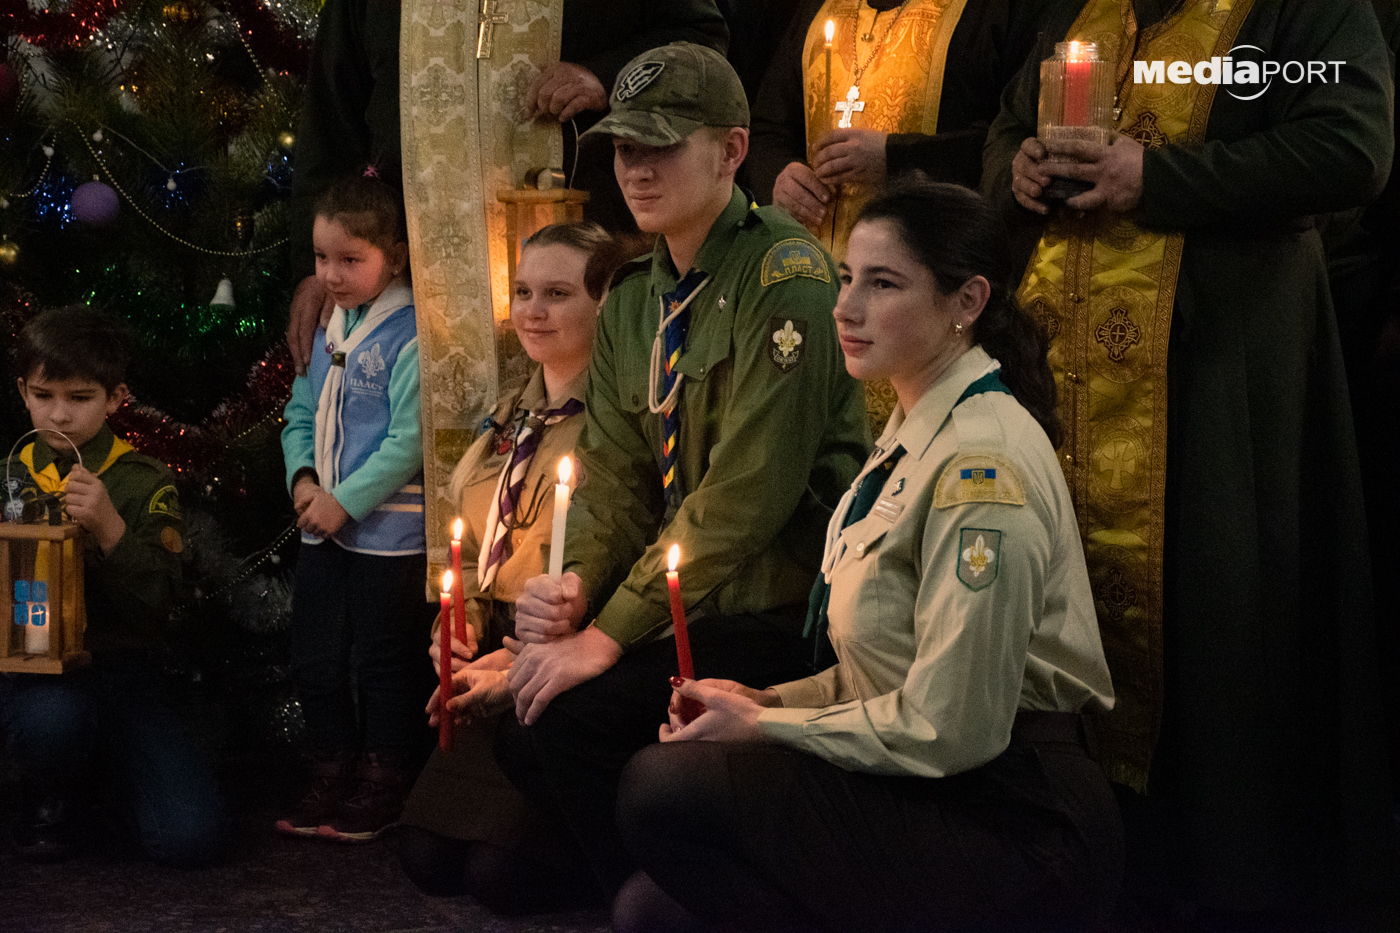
top-left (318, 753), bottom-right (409, 843)
top-left (275, 750), bottom-right (354, 837)
top-left (13, 794), bottom-right (78, 863)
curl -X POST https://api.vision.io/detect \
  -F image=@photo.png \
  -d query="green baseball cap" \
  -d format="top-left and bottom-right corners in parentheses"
top-left (582, 42), bottom-right (749, 147)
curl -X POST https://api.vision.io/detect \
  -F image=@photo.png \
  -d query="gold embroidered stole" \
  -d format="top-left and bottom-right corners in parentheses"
top-left (1016, 0), bottom-right (1253, 790)
top-left (802, 0), bottom-right (967, 259)
top-left (19, 436), bottom-right (132, 622)
top-left (401, 0), bottom-right (563, 583)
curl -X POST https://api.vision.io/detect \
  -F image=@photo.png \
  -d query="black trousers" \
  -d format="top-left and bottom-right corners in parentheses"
top-left (495, 612), bottom-right (811, 894)
top-left (290, 542), bottom-right (436, 757)
top-left (617, 712), bottom-right (1125, 932)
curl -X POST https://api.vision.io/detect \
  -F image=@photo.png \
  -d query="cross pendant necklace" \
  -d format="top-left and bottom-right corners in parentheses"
top-left (476, 0), bottom-right (509, 59)
top-left (836, 1), bottom-right (910, 128)
top-left (834, 85), bottom-right (865, 128)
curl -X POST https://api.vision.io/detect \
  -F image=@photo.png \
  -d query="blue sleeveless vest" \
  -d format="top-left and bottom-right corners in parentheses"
top-left (305, 286), bottom-right (425, 556)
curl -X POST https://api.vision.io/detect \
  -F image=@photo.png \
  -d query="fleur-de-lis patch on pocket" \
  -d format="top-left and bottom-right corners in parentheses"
top-left (957, 528), bottom-right (1001, 590)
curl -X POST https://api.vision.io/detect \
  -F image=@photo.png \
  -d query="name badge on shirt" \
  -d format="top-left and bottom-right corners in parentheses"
top-left (871, 496), bottom-right (904, 522)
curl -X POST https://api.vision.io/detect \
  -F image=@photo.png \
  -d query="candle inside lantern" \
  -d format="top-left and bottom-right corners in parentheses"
top-left (548, 457), bottom-right (572, 579)
top-left (450, 518), bottom-right (467, 644)
top-left (666, 545), bottom-right (704, 724)
top-left (823, 19), bottom-right (835, 134)
top-left (1063, 40), bottom-right (1092, 126)
top-left (15, 580), bottom-right (49, 655)
top-left (438, 570), bottom-right (454, 751)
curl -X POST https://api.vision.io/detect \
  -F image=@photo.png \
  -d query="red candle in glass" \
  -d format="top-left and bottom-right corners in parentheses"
top-left (438, 570), bottom-right (454, 751)
top-left (450, 519), bottom-right (467, 644)
top-left (666, 545), bottom-right (704, 724)
top-left (1063, 40), bottom-right (1092, 126)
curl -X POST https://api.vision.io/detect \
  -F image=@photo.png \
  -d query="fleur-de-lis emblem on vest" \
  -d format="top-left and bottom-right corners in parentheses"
top-left (358, 342), bottom-right (386, 379)
top-left (962, 534), bottom-right (995, 577)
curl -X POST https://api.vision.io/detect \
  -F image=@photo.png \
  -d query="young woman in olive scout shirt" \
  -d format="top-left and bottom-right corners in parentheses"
top-left (613, 181), bottom-right (1122, 932)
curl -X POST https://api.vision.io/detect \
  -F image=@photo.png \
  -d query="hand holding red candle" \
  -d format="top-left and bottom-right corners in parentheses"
top-left (437, 570), bottom-right (454, 751)
top-left (666, 545), bottom-right (704, 724)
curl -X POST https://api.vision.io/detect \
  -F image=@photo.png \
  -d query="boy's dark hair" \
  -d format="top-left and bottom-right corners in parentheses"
top-left (13, 305), bottom-right (133, 393)
top-left (313, 171), bottom-right (408, 254)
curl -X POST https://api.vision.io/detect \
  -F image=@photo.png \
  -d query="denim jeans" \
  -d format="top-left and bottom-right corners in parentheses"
top-left (0, 658), bottom-right (226, 867)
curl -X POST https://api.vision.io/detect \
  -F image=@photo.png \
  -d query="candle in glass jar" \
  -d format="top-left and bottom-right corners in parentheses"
top-left (1063, 40), bottom-right (1092, 126)
top-left (548, 457), bottom-right (572, 579)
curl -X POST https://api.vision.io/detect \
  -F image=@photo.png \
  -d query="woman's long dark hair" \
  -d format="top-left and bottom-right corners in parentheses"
top-left (855, 178), bottom-right (1062, 448)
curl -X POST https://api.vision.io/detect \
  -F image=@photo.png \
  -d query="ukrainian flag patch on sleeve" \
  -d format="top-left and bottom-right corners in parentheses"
top-left (934, 455), bottom-right (1025, 508)
top-left (760, 238), bottom-right (831, 287)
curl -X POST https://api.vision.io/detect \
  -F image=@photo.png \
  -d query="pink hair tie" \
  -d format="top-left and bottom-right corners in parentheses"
top-left (363, 164), bottom-right (379, 178)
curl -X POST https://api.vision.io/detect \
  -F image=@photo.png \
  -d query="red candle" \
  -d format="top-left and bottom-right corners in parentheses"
top-left (450, 519), bottom-right (467, 644)
top-left (1063, 40), bottom-right (1092, 127)
top-left (666, 545), bottom-right (704, 724)
top-left (438, 570), bottom-right (454, 751)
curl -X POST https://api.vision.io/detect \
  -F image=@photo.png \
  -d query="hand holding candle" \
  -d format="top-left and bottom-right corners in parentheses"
top-left (438, 570), bottom-right (454, 751)
top-left (666, 545), bottom-right (704, 725)
top-left (548, 457), bottom-right (572, 579)
top-left (450, 518), bottom-right (468, 648)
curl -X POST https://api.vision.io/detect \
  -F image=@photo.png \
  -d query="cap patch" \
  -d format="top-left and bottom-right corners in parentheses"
top-left (616, 61), bottom-right (665, 102)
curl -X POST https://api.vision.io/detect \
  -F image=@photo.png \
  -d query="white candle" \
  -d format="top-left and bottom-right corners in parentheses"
top-left (548, 457), bottom-right (572, 579)
top-left (19, 580), bottom-right (50, 654)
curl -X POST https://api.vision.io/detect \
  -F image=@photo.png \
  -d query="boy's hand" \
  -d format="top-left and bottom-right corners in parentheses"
top-left (64, 465), bottom-right (126, 553)
top-left (292, 476), bottom-right (320, 515)
top-left (297, 488), bottom-right (350, 538)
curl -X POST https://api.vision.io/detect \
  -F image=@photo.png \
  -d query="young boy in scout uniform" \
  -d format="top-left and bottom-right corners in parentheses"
top-left (1, 307), bottom-right (223, 865)
top-left (499, 42), bottom-right (870, 896)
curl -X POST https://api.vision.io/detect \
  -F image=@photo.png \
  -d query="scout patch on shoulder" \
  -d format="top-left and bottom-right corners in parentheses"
top-left (161, 525), bottom-right (184, 554)
top-left (760, 238), bottom-right (831, 287)
top-left (957, 528), bottom-right (1001, 590)
top-left (148, 484), bottom-right (182, 520)
top-left (768, 317), bottom-right (807, 373)
top-left (933, 455), bottom-right (1025, 508)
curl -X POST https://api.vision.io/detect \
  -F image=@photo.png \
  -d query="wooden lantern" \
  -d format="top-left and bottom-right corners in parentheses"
top-left (0, 522), bottom-right (90, 674)
top-left (497, 187), bottom-right (590, 286)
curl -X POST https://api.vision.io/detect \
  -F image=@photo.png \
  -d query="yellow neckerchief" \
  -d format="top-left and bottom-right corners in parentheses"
top-left (19, 433), bottom-right (133, 615)
top-left (1015, 0), bottom-right (1253, 792)
top-left (802, 0), bottom-right (968, 260)
top-left (19, 434), bottom-right (134, 497)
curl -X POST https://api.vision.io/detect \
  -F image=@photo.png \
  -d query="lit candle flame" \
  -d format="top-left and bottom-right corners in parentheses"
top-left (668, 544), bottom-right (680, 573)
top-left (1068, 40), bottom-right (1082, 60)
top-left (452, 518), bottom-right (463, 541)
top-left (441, 569), bottom-right (453, 593)
top-left (558, 456), bottom-right (572, 485)
top-left (824, 19), bottom-right (835, 45)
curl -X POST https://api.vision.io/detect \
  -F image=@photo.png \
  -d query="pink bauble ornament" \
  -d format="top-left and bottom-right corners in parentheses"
top-left (72, 180), bottom-right (120, 226)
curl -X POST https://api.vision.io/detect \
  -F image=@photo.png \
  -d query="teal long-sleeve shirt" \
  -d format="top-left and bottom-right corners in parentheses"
top-left (281, 304), bottom-right (423, 521)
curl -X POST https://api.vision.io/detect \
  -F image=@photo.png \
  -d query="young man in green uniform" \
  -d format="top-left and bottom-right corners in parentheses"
top-left (0, 307), bottom-right (224, 866)
top-left (499, 42), bottom-right (869, 896)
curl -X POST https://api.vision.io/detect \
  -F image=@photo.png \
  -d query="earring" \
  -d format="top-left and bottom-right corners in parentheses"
top-left (954, 321), bottom-right (964, 335)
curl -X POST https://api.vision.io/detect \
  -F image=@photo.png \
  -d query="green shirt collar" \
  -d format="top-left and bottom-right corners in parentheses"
top-left (649, 185), bottom-right (752, 288)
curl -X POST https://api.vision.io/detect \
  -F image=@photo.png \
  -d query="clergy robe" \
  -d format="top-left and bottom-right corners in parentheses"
top-left (983, 0), bottom-right (1398, 915)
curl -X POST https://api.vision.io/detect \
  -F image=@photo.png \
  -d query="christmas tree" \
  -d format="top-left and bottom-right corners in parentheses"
top-left (2, 0), bottom-right (323, 749)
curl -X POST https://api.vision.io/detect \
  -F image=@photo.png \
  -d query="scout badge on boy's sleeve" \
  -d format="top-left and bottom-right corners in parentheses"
top-left (760, 238), bottom-right (831, 287)
top-left (768, 317), bottom-right (807, 373)
top-left (958, 529), bottom-right (1001, 590)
